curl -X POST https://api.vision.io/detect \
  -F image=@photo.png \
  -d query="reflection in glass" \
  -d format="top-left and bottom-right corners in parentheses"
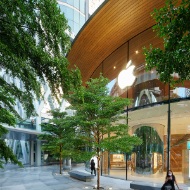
top-left (133, 126), bottom-right (163, 174)
top-left (4, 139), bottom-right (30, 164)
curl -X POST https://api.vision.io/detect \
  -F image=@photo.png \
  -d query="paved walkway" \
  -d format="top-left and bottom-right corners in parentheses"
top-left (0, 165), bottom-right (190, 190)
top-left (0, 165), bottom-right (131, 190)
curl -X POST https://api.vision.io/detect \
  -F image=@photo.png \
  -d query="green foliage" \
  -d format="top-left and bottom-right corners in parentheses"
top-left (65, 74), bottom-right (142, 188)
top-left (39, 109), bottom-right (93, 173)
top-left (0, 0), bottom-right (71, 116)
top-left (65, 75), bottom-right (142, 189)
top-left (0, 122), bottom-right (22, 168)
top-left (0, 0), bottom-right (73, 168)
top-left (0, 139), bottom-right (23, 169)
top-left (66, 74), bottom-right (142, 153)
top-left (0, 84), bottom-right (23, 168)
top-left (143, 0), bottom-right (190, 85)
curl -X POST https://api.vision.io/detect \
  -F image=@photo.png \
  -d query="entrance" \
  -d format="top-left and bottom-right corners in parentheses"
top-left (133, 126), bottom-right (163, 174)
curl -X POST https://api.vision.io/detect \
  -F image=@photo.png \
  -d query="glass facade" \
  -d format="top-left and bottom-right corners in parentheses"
top-left (134, 126), bottom-right (163, 175)
top-left (1, 0), bottom-right (101, 168)
top-left (4, 131), bottom-right (38, 165)
top-left (90, 26), bottom-right (190, 180)
top-left (58, 0), bottom-right (87, 38)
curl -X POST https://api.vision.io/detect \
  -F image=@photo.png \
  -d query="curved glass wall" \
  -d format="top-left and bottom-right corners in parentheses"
top-left (133, 126), bottom-right (163, 175)
top-left (91, 26), bottom-right (190, 180)
top-left (91, 27), bottom-right (190, 104)
top-left (58, 0), bottom-right (86, 38)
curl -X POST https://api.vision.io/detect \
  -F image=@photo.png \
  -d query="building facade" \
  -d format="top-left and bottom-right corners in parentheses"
top-left (2, 0), bottom-right (91, 167)
top-left (67, 0), bottom-right (190, 182)
top-left (57, 0), bottom-right (90, 39)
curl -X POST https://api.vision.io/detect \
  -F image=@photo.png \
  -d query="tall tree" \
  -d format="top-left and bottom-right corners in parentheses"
top-left (65, 75), bottom-right (142, 189)
top-left (143, 0), bottom-right (190, 85)
top-left (39, 110), bottom-right (93, 174)
top-left (0, 0), bottom-right (76, 168)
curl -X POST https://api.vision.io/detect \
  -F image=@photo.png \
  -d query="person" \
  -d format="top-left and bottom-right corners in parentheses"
top-left (161, 170), bottom-right (180, 190)
top-left (90, 159), bottom-right (96, 176)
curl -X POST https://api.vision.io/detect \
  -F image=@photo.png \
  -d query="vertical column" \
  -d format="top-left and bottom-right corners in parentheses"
top-left (36, 116), bottom-right (41, 132)
top-left (66, 158), bottom-right (71, 169)
top-left (30, 141), bottom-right (34, 166)
top-left (167, 84), bottom-right (171, 170)
top-left (13, 140), bottom-right (17, 154)
top-left (36, 140), bottom-right (41, 166)
top-left (63, 159), bottom-right (66, 166)
top-left (21, 140), bottom-right (28, 164)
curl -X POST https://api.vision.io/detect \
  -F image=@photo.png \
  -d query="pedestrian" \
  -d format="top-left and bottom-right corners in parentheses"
top-left (90, 159), bottom-right (96, 176)
top-left (161, 169), bottom-right (180, 190)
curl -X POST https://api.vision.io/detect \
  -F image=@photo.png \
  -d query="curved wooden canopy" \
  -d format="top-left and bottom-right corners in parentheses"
top-left (67, 0), bottom-right (165, 84)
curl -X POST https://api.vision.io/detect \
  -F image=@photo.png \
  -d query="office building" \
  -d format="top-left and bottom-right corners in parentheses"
top-left (2, 0), bottom-right (92, 167)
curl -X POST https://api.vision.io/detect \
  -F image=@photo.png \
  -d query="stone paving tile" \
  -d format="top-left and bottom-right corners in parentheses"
top-left (0, 165), bottom-right (189, 190)
top-left (1, 185), bottom-right (26, 190)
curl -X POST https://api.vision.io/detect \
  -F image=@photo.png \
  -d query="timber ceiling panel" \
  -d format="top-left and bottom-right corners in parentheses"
top-left (67, 0), bottom-right (165, 84)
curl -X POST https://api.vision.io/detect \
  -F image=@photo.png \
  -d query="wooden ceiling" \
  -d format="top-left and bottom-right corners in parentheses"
top-left (67, 0), bottom-right (165, 84)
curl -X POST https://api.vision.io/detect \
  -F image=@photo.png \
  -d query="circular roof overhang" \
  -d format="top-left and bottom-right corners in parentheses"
top-left (67, 0), bottom-right (165, 84)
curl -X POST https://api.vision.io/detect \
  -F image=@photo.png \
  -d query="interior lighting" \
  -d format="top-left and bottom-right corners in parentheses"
top-left (118, 60), bottom-right (136, 89)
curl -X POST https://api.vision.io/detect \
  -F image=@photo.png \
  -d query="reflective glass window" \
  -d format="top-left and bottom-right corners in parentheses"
top-left (74, 0), bottom-right (80, 10)
top-left (68, 20), bottom-right (74, 32)
top-left (66, 7), bottom-right (74, 20)
top-left (74, 22), bottom-right (80, 35)
top-left (74, 10), bottom-right (79, 24)
top-left (67, 0), bottom-right (74, 6)
top-left (59, 0), bottom-right (67, 2)
top-left (59, 4), bottom-right (66, 14)
top-left (80, 14), bottom-right (85, 26)
top-left (80, 0), bottom-right (85, 14)
top-left (133, 126), bottom-right (163, 174)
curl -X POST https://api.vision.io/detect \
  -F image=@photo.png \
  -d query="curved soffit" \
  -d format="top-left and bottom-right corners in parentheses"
top-left (67, 0), bottom-right (165, 84)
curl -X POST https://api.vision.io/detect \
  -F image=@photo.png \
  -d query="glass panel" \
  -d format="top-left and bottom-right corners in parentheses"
top-left (67, 7), bottom-right (74, 20)
top-left (107, 79), bottom-right (117, 95)
top-left (5, 139), bottom-right (30, 165)
top-left (59, 0), bottom-right (67, 2)
top-left (133, 126), bottom-right (163, 174)
top-left (59, 4), bottom-right (67, 14)
top-left (74, 10), bottom-right (79, 24)
top-left (67, 0), bottom-right (74, 6)
top-left (80, 14), bottom-right (85, 27)
top-left (80, 0), bottom-right (85, 14)
top-left (74, 22), bottom-right (79, 35)
top-left (68, 20), bottom-right (74, 32)
top-left (74, 0), bottom-right (79, 10)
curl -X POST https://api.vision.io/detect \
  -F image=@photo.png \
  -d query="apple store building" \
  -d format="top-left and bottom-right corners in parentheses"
top-left (67, 0), bottom-right (190, 183)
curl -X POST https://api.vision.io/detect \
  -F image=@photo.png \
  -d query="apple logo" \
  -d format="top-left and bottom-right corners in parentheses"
top-left (118, 60), bottom-right (136, 89)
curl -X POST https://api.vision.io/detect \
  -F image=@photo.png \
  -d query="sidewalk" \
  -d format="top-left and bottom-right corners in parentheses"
top-left (0, 164), bottom-right (189, 190)
top-left (0, 165), bottom-right (131, 190)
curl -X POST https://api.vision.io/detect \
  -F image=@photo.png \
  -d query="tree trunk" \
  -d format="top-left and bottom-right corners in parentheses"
top-left (59, 146), bottom-right (62, 174)
top-left (97, 148), bottom-right (100, 189)
top-left (60, 157), bottom-right (62, 174)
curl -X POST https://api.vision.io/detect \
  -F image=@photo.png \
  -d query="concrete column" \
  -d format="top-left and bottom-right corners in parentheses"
top-left (63, 159), bottom-right (66, 166)
top-left (13, 140), bottom-right (17, 154)
top-left (36, 140), bottom-right (41, 166)
top-left (21, 140), bottom-right (28, 164)
top-left (36, 116), bottom-right (41, 132)
top-left (66, 158), bottom-right (71, 167)
top-left (30, 141), bottom-right (34, 166)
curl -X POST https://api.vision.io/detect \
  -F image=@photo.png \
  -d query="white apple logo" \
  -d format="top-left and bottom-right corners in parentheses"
top-left (118, 60), bottom-right (136, 89)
